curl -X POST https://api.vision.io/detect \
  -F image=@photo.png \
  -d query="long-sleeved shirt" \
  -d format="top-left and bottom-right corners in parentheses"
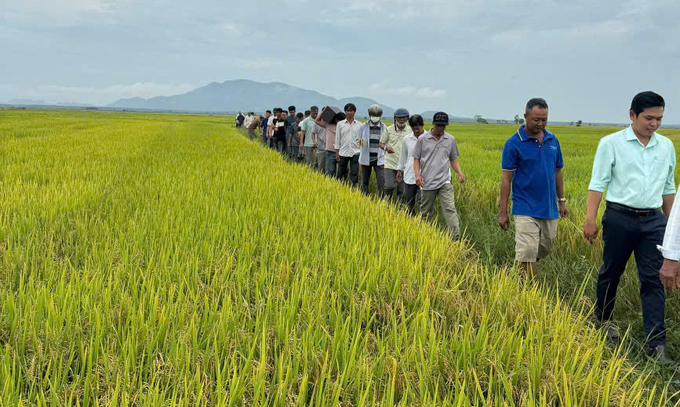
top-left (588, 126), bottom-right (676, 209)
top-left (398, 133), bottom-right (418, 185)
top-left (358, 121), bottom-right (387, 166)
top-left (380, 124), bottom-right (412, 170)
top-left (659, 196), bottom-right (680, 260)
top-left (334, 119), bottom-right (362, 157)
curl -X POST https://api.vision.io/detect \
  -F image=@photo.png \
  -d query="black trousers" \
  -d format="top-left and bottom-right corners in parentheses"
top-left (403, 183), bottom-right (421, 215)
top-left (361, 162), bottom-right (384, 195)
top-left (337, 154), bottom-right (359, 186)
top-left (596, 204), bottom-right (666, 347)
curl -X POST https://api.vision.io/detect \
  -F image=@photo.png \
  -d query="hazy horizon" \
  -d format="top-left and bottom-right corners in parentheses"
top-left (2, 0), bottom-right (679, 123)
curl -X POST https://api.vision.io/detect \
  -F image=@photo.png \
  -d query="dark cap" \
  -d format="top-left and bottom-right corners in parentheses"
top-left (432, 111), bottom-right (449, 125)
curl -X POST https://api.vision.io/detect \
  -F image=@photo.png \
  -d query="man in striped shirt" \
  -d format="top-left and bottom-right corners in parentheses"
top-left (358, 104), bottom-right (387, 195)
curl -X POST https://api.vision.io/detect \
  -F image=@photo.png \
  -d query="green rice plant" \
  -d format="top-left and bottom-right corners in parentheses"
top-left (0, 110), bottom-right (674, 405)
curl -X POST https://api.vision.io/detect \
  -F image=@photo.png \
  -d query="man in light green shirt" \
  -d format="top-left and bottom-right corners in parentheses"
top-left (380, 108), bottom-right (411, 200)
top-left (300, 107), bottom-right (319, 167)
top-left (584, 91), bottom-right (675, 364)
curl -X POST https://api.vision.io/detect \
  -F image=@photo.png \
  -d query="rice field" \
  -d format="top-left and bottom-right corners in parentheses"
top-left (0, 109), bottom-right (678, 405)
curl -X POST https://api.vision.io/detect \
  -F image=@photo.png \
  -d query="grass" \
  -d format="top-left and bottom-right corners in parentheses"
top-left (0, 109), bottom-right (676, 405)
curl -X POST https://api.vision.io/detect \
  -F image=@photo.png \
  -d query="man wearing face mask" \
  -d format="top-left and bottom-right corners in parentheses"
top-left (413, 112), bottom-right (465, 239)
top-left (358, 104), bottom-right (387, 195)
top-left (380, 108), bottom-right (411, 201)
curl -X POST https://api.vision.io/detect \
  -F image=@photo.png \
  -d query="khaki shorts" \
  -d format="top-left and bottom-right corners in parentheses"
top-left (514, 215), bottom-right (557, 263)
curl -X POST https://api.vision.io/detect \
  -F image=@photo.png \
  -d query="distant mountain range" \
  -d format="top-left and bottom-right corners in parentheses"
top-left (108, 79), bottom-right (397, 116)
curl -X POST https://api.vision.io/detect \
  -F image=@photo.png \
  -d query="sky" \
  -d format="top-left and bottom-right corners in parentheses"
top-left (2, 0), bottom-right (679, 123)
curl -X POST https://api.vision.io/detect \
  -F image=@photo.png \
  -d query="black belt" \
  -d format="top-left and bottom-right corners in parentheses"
top-left (606, 202), bottom-right (660, 217)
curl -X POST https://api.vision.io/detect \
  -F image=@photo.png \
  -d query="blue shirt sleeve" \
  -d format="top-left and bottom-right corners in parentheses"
top-left (501, 139), bottom-right (518, 171)
top-left (555, 139), bottom-right (564, 169)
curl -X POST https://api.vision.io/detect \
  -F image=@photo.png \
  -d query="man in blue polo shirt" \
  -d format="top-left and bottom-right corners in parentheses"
top-left (499, 98), bottom-right (569, 281)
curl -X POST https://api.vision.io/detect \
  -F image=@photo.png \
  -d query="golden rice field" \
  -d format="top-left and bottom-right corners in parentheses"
top-left (1, 109), bottom-right (679, 405)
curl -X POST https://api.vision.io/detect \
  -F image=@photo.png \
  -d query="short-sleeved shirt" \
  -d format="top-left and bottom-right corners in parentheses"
top-left (501, 126), bottom-right (564, 219)
top-left (412, 131), bottom-right (460, 190)
top-left (380, 124), bottom-right (412, 170)
top-left (588, 126), bottom-right (676, 208)
top-left (273, 118), bottom-right (286, 140)
top-left (284, 115), bottom-right (296, 130)
top-left (267, 116), bottom-right (275, 136)
top-left (247, 117), bottom-right (261, 130)
top-left (287, 122), bottom-right (301, 147)
top-left (300, 117), bottom-right (316, 147)
top-left (314, 124), bottom-right (326, 151)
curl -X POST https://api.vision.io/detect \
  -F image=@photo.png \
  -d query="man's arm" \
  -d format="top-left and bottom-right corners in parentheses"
top-left (499, 170), bottom-right (513, 230)
top-left (450, 159), bottom-right (465, 183)
top-left (663, 194), bottom-right (675, 218)
top-left (583, 191), bottom-right (603, 243)
top-left (414, 159), bottom-right (423, 187)
top-left (315, 117), bottom-right (327, 128)
top-left (556, 168), bottom-right (569, 217)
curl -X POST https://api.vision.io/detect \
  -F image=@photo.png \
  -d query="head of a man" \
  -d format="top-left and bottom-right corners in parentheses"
top-left (296, 112), bottom-right (304, 123)
top-left (524, 98), bottom-right (548, 137)
top-left (431, 112), bottom-right (449, 137)
top-left (409, 114), bottom-right (424, 137)
top-left (288, 105), bottom-right (296, 117)
top-left (630, 91), bottom-right (665, 138)
top-left (265, 110), bottom-right (272, 118)
top-left (282, 111), bottom-right (288, 119)
top-left (368, 104), bottom-right (383, 125)
top-left (310, 106), bottom-right (319, 119)
top-left (344, 103), bottom-right (357, 122)
top-left (304, 110), bottom-right (311, 118)
top-left (394, 108), bottom-right (409, 129)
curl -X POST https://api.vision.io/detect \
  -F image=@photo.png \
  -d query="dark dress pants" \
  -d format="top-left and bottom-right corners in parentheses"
top-left (596, 204), bottom-right (666, 347)
top-left (361, 161), bottom-right (384, 195)
top-left (337, 154), bottom-right (359, 186)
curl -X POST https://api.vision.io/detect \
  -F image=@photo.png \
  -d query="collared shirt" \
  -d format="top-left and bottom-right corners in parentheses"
top-left (335, 119), bottom-right (362, 157)
top-left (412, 131), bottom-right (460, 190)
top-left (300, 117), bottom-right (316, 147)
top-left (588, 126), bottom-right (676, 209)
top-left (314, 124), bottom-right (326, 151)
top-left (260, 117), bottom-right (269, 133)
top-left (358, 121), bottom-right (386, 165)
top-left (267, 116), bottom-right (275, 136)
top-left (659, 197), bottom-right (680, 260)
top-left (380, 124), bottom-right (412, 170)
top-left (288, 122), bottom-right (301, 147)
top-left (398, 133), bottom-right (419, 185)
top-left (501, 126), bottom-right (564, 219)
top-left (243, 115), bottom-right (253, 129)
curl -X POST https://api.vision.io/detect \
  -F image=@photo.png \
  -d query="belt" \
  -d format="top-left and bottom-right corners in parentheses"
top-left (606, 202), bottom-right (660, 217)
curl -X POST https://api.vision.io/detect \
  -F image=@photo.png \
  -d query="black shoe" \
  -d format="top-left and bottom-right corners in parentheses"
top-left (595, 321), bottom-right (621, 343)
top-left (646, 345), bottom-right (674, 366)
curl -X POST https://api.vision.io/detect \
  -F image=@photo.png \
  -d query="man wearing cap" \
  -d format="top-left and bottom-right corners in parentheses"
top-left (499, 98), bottom-right (568, 280)
top-left (358, 104), bottom-right (387, 195)
top-left (584, 91), bottom-right (675, 364)
top-left (335, 103), bottom-right (362, 186)
top-left (413, 112), bottom-right (465, 239)
top-left (380, 108), bottom-right (411, 201)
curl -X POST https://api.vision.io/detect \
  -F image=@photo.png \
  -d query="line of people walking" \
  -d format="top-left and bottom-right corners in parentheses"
top-left (239, 91), bottom-right (680, 367)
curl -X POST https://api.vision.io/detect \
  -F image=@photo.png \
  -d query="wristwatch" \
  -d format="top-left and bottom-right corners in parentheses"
top-left (558, 197), bottom-right (567, 202)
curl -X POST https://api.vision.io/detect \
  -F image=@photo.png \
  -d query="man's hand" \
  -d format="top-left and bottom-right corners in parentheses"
top-left (583, 220), bottom-right (598, 244)
top-left (416, 175), bottom-right (424, 187)
top-left (498, 212), bottom-right (510, 231)
top-left (660, 259), bottom-right (680, 291)
top-left (457, 173), bottom-right (466, 183)
top-left (386, 146), bottom-right (395, 154)
top-left (313, 143), bottom-right (317, 148)
top-left (559, 202), bottom-right (569, 218)
top-left (335, 152), bottom-right (340, 162)
top-left (396, 171), bottom-right (402, 183)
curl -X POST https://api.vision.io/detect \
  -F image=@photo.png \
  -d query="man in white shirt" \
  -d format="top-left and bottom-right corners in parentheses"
top-left (334, 103), bottom-right (361, 186)
top-left (397, 114), bottom-right (425, 214)
top-left (243, 112), bottom-right (254, 129)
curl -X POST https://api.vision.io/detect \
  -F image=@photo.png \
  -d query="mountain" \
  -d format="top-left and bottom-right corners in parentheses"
top-left (108, 79), bottom-right (395, 116)
top-left (7, 99), bottom-right (46, 105)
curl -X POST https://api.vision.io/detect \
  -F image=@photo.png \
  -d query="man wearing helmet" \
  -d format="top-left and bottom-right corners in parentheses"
top-left (380, 108), bottom-right (411, 201)
top-left (358, 104), bottom-right (387, 195)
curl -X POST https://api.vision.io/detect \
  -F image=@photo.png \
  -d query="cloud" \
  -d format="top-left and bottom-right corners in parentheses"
top-left (35, 82), bottom-right (196, 104)
top-left (370, 82), bottom-right (446, 98)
